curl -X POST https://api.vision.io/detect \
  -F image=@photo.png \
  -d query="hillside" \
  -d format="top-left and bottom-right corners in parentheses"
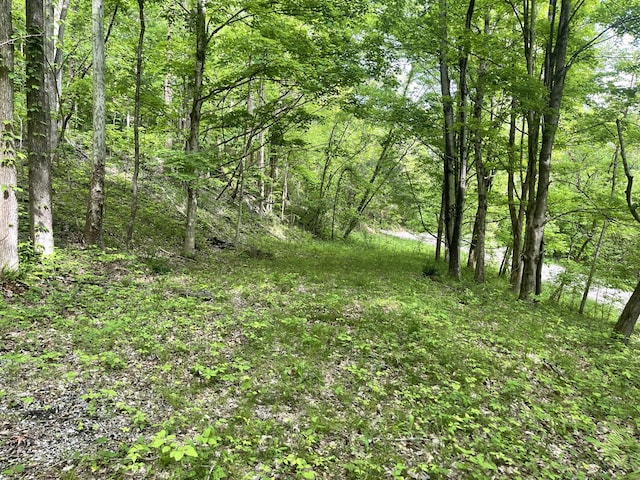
top-left (2, 224), bottom-right (639, 478)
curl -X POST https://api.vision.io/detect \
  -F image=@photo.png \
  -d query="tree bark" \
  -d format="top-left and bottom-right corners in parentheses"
top-left (435, 189), bottom-right (445, 261)
top-left (342, 129), bottom-right (397, 239)
top-left (45, 0), bottom-right (69, 160)
top-left (280, 154), bottom-right (289, 221)
top-left (26, 0), bottom-right (54, 255)
top-left (613, 280), bottom-right (640, 344)
top-left (126, 0), bottom-right (145, 245)
top-left (85, 0), bottom-right (106, 246)
top-left (439, 0), bottom-right (458, 276)
top-left (613, 120), bottom-right (640, 341)
top-left (519, 0), bottom-right (572, 299)
top-left (507, 110), bottom-right (529, 290)
top-left (183, 0), bottom-right (207, 257)
top-left (470, 12), bottom-right (489, 283)
top-left (0, 0), bottom-right (19, 273)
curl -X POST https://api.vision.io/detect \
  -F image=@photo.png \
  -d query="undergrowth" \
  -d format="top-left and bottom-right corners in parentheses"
top-left (1, 233), bottom-right (639, 479)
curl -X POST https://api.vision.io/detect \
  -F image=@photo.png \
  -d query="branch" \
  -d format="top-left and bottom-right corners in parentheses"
top-left (207, 9), bottom-right (251, 43)
top-left (617, 118), bottom-right (640, 223)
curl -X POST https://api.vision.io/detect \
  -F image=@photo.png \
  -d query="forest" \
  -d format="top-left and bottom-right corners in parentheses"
top-left (1, 0), bottom-right (640, 478)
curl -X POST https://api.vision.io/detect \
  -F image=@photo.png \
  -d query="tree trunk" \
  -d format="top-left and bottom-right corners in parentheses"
top-left (26, 0), bottom-right (54, 255)
top-left (439, 0), bottom-right (474, 279)
top-left (580, 150), bottom-right (617, 314)
top-left (85, 0), bottom-right (106, 246)
top-left (519, 0), bottom-right (572, 299)
top-left (438, 0), bottom-right (457, 272)
top-left (45, 0), bottom-right (68, 160)
top-left (613, 280), bottom-right (640, 344)
top-left (435, 190), bottom-right (445, 261)
top-left (184, 183), bottom-right (198, 255)
top-left (265, 144), bottom-right (277, 215)
top-left (164, 26), bottom-right (174, 149)
top-left (280, 155), bottom-right (289, 221)
top-left (342, 129), bottom-right (396, 239)
top-left (182, 0), bottom-right (206, 258)
top-left (471, 13), bottom-right (489, 283)
top-left (614, 120), bottom-right (640, 341)
top-left (126, 0), bottom-right (145, 245)
top-left (0, 0), bottom-right (19, 274)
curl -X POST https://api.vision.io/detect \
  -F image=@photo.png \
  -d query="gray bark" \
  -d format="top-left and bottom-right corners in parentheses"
top-left (183, 0), bottom-right (206, 258)
top-left (0, 0), bottom-right (18, 273)
top-left (613, 281), bottom-right (640, 343)
top-left (439, 0), bottom-right (457, 272)
top-left (27, 0), bottom-right (54, 255)
top-left (519, 0), bottom-right (572, 299)
top-left (85, 0), bottom-right (107, 246)
top-left (507, 109), bottom-right (529, 290)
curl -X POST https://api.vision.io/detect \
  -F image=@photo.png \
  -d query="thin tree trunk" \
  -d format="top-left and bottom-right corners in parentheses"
top-left (580, 150), bottom-right (617, 314)
top-left (509, 114), bottom-right (530, 290)
top-left (164, 26), bottom-right (174, 149)
top-left (579, 221), bottom-right (607, 313)
top-left (183, 0), bottom-right (206, 257)
top-left (342, 129), bottom-right (396, 239)
top-left (435, 190), bottom-right (445, 261)
top-left (280, 154), bottom-right (288, 221)
top-left (85, 0), bottom-right (106, 247)
top-left (265, 144), bottom-right (277, 215)
top-left (126, 0), bottom-right (145, 245)
top-left (499, 244), bottom-right (512, 277)
top-left (235, 151), bottom-right (246, 242)
top-left (0, 0), bottom-right (19, 273)
top-left (27, 0), bottom-right (54, 254)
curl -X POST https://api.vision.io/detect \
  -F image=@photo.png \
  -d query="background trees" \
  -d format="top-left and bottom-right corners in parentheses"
top-left (2, 0), bottom-right (640, 338)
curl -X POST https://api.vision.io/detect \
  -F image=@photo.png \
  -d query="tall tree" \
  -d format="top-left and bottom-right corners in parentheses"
top-left (182, 0), bottom-right (207, 257)
top-left (438, 0), bottom-right (475, 280)
top-left (613, 119), bottom-right (640, 342)
top-left (85, 0), bottom-right (107, 246)
top-left (26, 0), bottom-right (54, 255)
top-left (45, 0), bottom-right (70, 160)
top-left (126, 0), bottom-right (145, 245)
top-left (519, 0), bottom-right (572, 299)
top-left (0, 0), bottom-right (18, 273)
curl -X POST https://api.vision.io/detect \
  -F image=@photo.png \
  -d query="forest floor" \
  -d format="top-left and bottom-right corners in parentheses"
top-left (1, 234), bottom-right (640, 479)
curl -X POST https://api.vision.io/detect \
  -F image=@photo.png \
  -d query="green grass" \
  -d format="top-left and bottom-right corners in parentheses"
top-left (1, 234), bottom-right (639, 479)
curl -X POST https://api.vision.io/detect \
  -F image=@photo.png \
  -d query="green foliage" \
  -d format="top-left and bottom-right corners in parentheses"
top-left (2, 233), bottom-right (640, 478)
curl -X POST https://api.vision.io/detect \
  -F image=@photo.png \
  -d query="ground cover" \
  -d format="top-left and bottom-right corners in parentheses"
top-left (1, 235), bottom-right (639, 479)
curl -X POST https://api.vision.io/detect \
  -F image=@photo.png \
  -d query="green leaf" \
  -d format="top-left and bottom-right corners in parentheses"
top-left (184, 445), bottom-right (198, 457)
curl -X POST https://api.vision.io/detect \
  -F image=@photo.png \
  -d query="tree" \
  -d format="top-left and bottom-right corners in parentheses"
top-left (0, 0), bottom-right (18, 274)
top-left (126, 0), bottom-right (146, 245)
top-left (182, 0), bottom-right (207, 257)
top-left (85, 0), bottom-right (107, 246)
top-left (26, 0), bottom-right (54, 255)
top-left (613, 118), bottom-right (640, 342)
top-left (45, 0), bottom-right (70, 160)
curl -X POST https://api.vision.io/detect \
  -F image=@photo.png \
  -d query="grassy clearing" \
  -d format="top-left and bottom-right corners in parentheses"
top-left (1, 234), bottom-right (639, 479)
